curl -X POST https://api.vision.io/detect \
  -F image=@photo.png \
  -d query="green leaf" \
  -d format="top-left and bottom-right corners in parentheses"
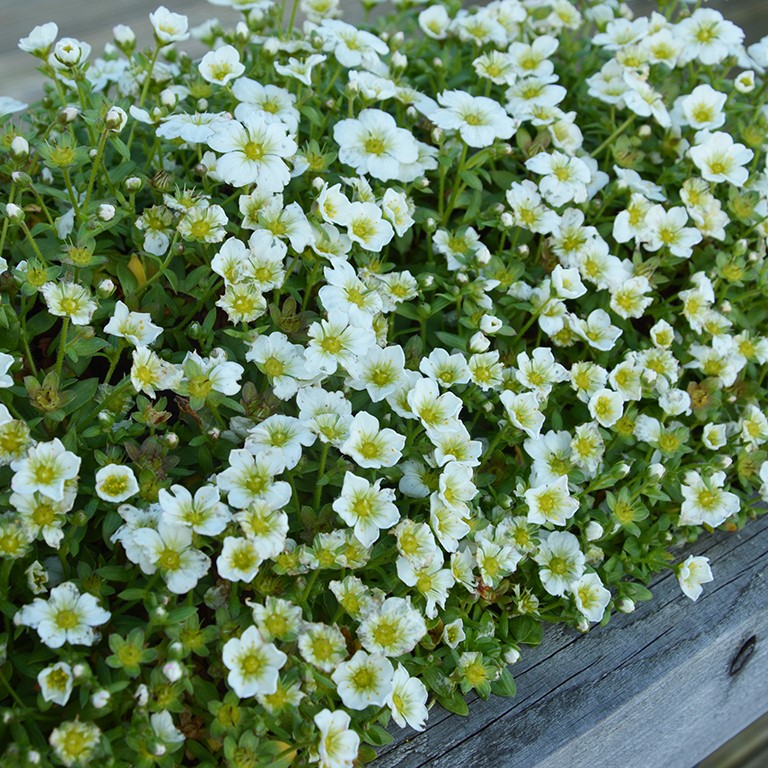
top-left (436, 690), bottom-right (469, 716)
top-left (491, 667), bottom-right (517, 698)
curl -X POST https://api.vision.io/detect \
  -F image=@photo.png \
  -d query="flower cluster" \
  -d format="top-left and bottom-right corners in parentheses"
top-left (1, 1), bottom-right (767, 766)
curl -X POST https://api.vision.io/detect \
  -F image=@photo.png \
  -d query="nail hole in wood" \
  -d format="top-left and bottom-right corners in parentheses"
top-left (728, 635), bottom-right (757, 676)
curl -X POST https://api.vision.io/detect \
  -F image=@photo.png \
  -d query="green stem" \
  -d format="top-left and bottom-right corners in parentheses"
top-left (103, 340), bottom-right (125, 386)
top-left (444, 143), bottom-right (469, 224)
top-left (313, 442), bottom-right (330, 509)
top-left (287, 0), bottom-right (300, 35)
top-left (0, 667), bottom-right (26, 710)
top-left (19, 296), bottom-right (39, 378)
top-left (62, 168), bottom-right (81, 219)
top-left (83, 128), bottom-right (110, 213)
top-left (138, 232), bottom-right (180, 296)
top-left (0, 184), bottom-right (16, 258)
top-left (591, 115), bottom-right (635, 159)
top-left (20, 221), bottom-right (48, 266)
top-left (55, 317), bottom-right (70, 378)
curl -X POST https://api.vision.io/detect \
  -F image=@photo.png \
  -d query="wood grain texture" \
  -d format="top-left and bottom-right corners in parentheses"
top-left (376, 512), bottom-right (768, 768)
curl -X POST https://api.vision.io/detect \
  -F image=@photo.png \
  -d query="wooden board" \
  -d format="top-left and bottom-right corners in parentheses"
top-left (375, 512), bottom-right (768, 768)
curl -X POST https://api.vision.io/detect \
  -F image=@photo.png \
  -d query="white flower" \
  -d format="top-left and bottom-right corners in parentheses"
top-left (149, 5), bottom-right (190, 44)
top-left (689, 132), bottom-right (753, 187)
top-left (15, 582), bottom-right (110, 648)
top-left (207, 116), bottom-right (296, 190)
top-left (333, 472), bottom-right (400, 547)
top-left (246, 332), bottom-right (309, 400)
top-left (319, 260), bottom-right (383, 325)
top-left (217, 448), bottom-right (291, 509)
top-left (678, 85), bottom-right (727, 130)
top-left (305, 318), bottom-right (377, 377)
top-left (525, 151), bottom-right (591, 207)
top-left (677, 8), bottom-right (743, 66)
top-left (234, 502), bottom-right (288, 559)
top-left (199, 44), bottom-right (244, 86)
top-left (104, 300), bottom-right (163, 347)
top-left (334, 109), bottom-right (420, 181)
top-left (95, 464), bottom-right (139, 503)
top-left (429, 90), bottom-right (516, 148)
top-left (299, 623), bottom-right (348, 672)
top-left (49, 721), bottom-right (101, 767)
top-left (588, 388), bottom-right (624, 428)
top-left (158, 484), bottom-right (231, 536)
top-left (342, 202), bottom-right (395, 252)
top-left (679, 471), bottom-right (740, 527)
top-left (677, 555), bottom-right (714, 601)
top-left (419, 6), bottom-right (451, 39)
top-left (11, 439), bottom-right (81, 502)
top-left (525, 475), bottom-right (579, 526)
top-left (572, 573), bottom-right (611, 622)
top-left (179, 350), bottom-right (244, 400)
top-left (314, 709), bottom-right (360, 768)
top-left (340, 412), bottom-right (405, 469)
top-left (217, 536), bottom-right (263, 582)
top-left (132, 520), bottom-right (211, 593)
top-left (222, 625), bottom-right (287, 697)
top-left (0, 352), bottom-right (14, 388)
top-left (387, 666), bottom-right (429, 731)
top-left (534, 531), bottom-right (585, 597)
top-left (244, 415), bottom-right (315, 472)
top-left (41, 282), bottom-right (97, 325)
top-left (18, 22), bottom-right (58, 56)
top-left (332, 651), bottom-right (394, 710)
top-left (151, 710), bottom-right (185, 747)
top-left (38, 662), bottom-right (74, 705)
top-left (131, 347), bottom-right (181, 398)
top-left (475, 539), bottom-right (521, 589)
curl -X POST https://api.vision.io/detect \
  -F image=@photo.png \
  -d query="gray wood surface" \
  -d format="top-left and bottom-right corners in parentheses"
top-left (376, 512), bottom-right (768, 768)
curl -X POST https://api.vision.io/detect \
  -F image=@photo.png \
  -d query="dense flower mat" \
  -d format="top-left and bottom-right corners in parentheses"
top-left (1, 0), bottom-right (768, 765)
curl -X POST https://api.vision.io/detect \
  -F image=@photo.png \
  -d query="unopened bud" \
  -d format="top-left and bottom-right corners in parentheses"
top-left (59, 106), bottom-right (79, 124)
top-left (585, 521), bottom-right (604, 541)
top-left (105, 105), bottom-right (127, 132)
top-left (469, 331), bottom-right (490, 353)
top-left (113, 24), bottom-right (136, 49)
top-left (97, 278), bottom-right (115, 298)
top-left (125, 176), bottom-right (142, 191)
top-left (160, 88), bottom-right (177, 108)
top-left (97, 203), bottom-right (116, 221)
top-left (617, 598), bottom-right (635, 613)
top-left (5, 203), bottom-right (24, 222)
top-left (196, 98), bottom-right (209, 112)
top-left (91, 689), bottom-right (111, 709)
top-left (735, 70), bottom-right (755, 94)
top-left (11, 136), bottom-right (29, 157)
top-left (162, 661), bottom-right (183, 682)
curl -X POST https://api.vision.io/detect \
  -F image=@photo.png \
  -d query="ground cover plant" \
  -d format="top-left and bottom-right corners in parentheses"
top-left (1, 0), bottom-right (768, 764)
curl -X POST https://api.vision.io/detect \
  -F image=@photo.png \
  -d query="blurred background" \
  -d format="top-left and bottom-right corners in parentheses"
top-left (1, 1), bottom-right (767, 102)
top-left (0, 0), bottom-right (766, 765)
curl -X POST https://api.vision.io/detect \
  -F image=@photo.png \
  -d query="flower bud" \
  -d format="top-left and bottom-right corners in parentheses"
top-left (91, 689), bottom-right (111, 709)
top-left (648, 462), bottom-right (665, 479)
top-left (469, 331), bottom-right (490, 353)
top-left (162, 661), bottom-right (183, 682)
top-left (125, 176), bottom-right (142, 192)
top-left (11, 136), bottom-right (29, 157)
top-left (105, 105), bottom-right (127, 132)
top-left (53, 38), bottom-right (86, 67)
top-left (735, 70), bottom-right (755, 94)
top-left (576, 618), bottom-right (590, 633)
top-left (72, 663), bottom-right (88, 678)
top-left (392, 51), bottom-right (407, 69)
top-left (134, 684), bottom-right (149, 706)
top-left (500, 212), bottom-right (514, 228)
top-left (638, 124), bottom-right (652, 138)
top-left (59, 106), bottom-right (80, 124)
top-left (196, 98), bottom-right (209, 112)
top-left (480, 314), bottom-right (502, 334)
top-left (617, 462), bottom-right (630, 477)
top-left (617, 598), bottom-right (636, 614)
top-left (235, 21), bottom-right (250, 44)
top-left (160, 88), bottom-right (177, 108)
top-left (585, 521), bottom-right (604, 541)
top-left (504, 648), bottom-right (521, 665)
top-left (97, 203), bottom-right (116, 221)
top-left (113, 24), bottom-right (136, 50)
top-left (11, 171), bottom-right (32, 187)
top-left (97, 278), bottom-right (116, 298)
top-left (165, 432), bottom-right (179, 448)
top-left (5, 203), bottom-right (24, 222)
top-left (432, 57), bottom-right (443, 69)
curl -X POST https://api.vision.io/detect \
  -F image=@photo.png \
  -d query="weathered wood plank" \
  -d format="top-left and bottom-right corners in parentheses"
top-left (375, 513), bottom-right (768, 768)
